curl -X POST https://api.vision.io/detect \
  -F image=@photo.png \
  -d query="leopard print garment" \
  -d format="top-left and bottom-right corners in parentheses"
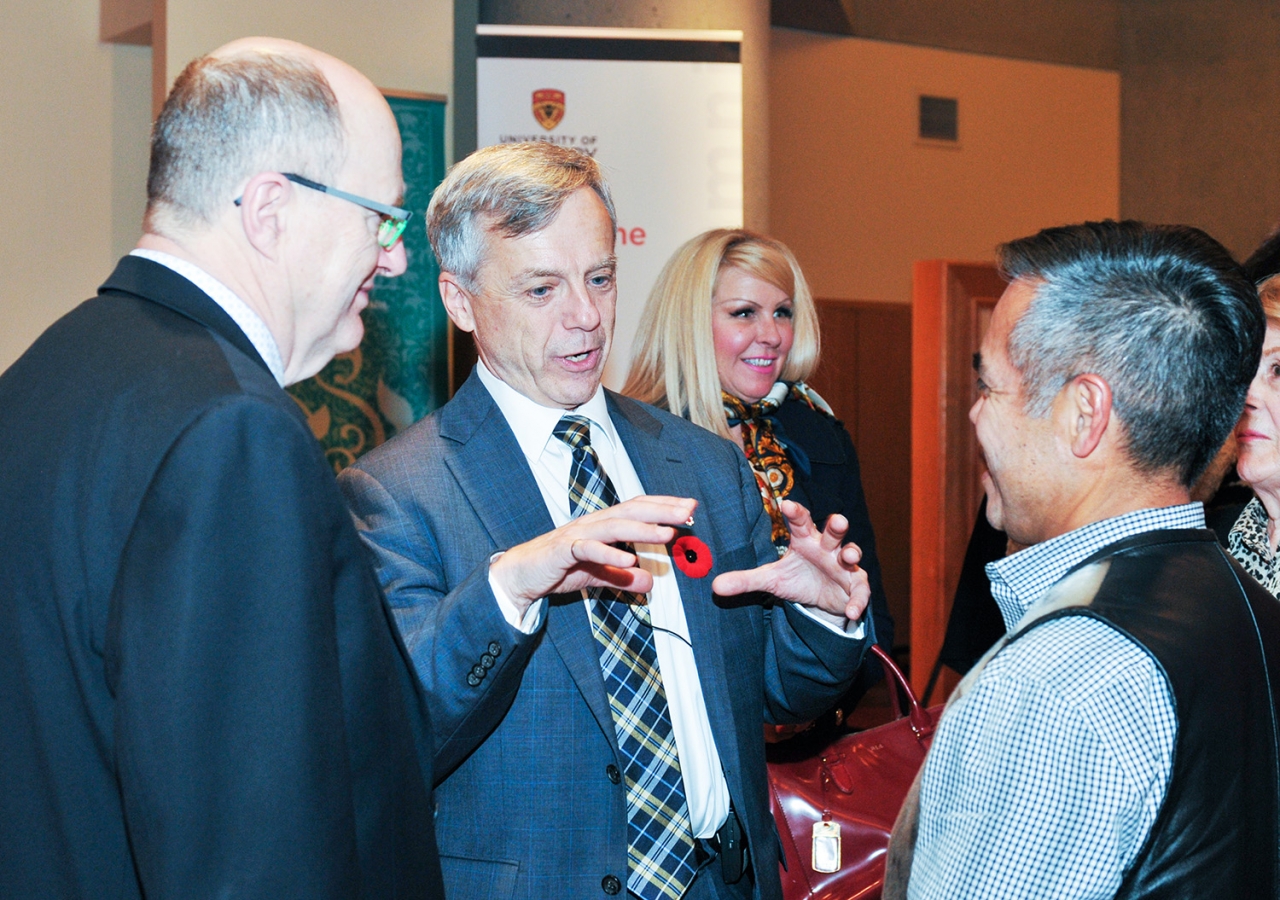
top-left (1227, 497), bottom-right (1280, 597)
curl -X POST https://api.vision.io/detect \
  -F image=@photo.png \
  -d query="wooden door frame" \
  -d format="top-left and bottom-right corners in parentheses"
top-left (910, 260), bottom-right (1007, 697)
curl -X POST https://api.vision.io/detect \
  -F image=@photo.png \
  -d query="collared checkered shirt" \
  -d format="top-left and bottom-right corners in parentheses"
top-left (908, 504), bottom-right (1198, 899)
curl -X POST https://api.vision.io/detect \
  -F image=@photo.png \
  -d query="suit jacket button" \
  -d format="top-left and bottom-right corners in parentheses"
top-left (466, 673), bottom-right (481, 687)
top-left (606, 764), bottom-right (621, 784)
top-left (481, 653), bottom-right (496, 669)
top-left (601, 874), bottom-right (622, 895)
top-left (470, 664), bottom-right (486, 679)
top-left (488, 641), bottom-right (502, 656)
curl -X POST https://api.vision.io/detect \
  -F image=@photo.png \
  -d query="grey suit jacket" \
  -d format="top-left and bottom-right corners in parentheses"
top-left (338, 371), bottom-right (868, 900)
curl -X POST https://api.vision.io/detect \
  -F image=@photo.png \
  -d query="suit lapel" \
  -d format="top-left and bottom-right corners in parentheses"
top-left (545, 599), bottom-right (615, 746)
top-left (442, 374), bottom-right (616, 743)
top-left (99, 255), bottom-right (270, 375)
top-left (439, 374), bottom-right (558, 553)
top-left (607, 394), bottom-right (742, 770)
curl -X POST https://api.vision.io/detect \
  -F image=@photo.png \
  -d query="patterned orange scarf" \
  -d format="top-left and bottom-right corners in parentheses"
top-left (723, 381), bottom-right (832, 557)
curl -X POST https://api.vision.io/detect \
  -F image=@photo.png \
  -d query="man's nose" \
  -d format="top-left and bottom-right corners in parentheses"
top-left (564, 283), bottom-right (602, 330)
top-left (380, 240), bottom-right (408, 278)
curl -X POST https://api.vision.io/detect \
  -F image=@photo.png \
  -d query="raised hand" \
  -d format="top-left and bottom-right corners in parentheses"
top-left (490, 495), bottom-right (698, 616)
top-left (712, 499), bottom-right (869, 623)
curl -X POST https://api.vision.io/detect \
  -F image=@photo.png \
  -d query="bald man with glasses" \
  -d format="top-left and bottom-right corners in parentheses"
top-left (0, 38), bottom-right (450, 899)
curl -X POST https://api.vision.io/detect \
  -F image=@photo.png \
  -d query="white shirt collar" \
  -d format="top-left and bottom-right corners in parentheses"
top-left (474, 359), bottom-right (618, 462)
top-left (129, 249), bottom-right (286, 386)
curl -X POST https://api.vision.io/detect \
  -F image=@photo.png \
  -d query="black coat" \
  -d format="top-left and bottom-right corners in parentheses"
top-left (771, 397), bottom-right (894, 705)
top-left (0, 256), bottom-right (442, 898)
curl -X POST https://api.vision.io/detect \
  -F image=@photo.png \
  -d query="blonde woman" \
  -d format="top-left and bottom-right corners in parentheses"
top-left (624, 228), bottom-right (893, 715)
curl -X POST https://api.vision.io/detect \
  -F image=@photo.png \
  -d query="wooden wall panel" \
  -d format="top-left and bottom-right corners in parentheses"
top-left (810, 299), bottom-right (912, 652)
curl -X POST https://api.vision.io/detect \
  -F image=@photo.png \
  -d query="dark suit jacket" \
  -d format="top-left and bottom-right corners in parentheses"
top-left (0, 256), bottom-right (442, 899)
top-left (771, 398), bottom-right (893, 703)
top-left (338, 372), bottom-right (869, 900)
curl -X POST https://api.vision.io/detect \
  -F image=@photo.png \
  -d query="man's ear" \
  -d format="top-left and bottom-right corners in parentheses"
top-left (439, 273), bottom-right (477, 333)
top-left (1063, 373), bottom-right (1112, 459)
top-left (237, 172), bottom-right (291, 258)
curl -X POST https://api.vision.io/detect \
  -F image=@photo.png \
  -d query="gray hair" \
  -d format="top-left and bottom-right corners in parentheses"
top-left (1000, 220), bottom-right (1263, 486)
top-left (426, 142), bottom-right (617, 290)
top-left (145, 50), bottom-right (345, 233)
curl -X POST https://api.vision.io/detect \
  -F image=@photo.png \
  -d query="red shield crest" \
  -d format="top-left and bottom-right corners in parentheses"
top-left (532, 89), bottom-right (566, 131)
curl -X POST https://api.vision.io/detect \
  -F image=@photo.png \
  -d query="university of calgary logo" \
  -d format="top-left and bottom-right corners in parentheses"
top-left (532, 89), bottom-right (565, 131)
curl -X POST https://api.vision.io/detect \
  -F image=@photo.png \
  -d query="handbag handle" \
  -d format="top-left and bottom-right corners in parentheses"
top-left (869, 644), bottom-right (935, 738)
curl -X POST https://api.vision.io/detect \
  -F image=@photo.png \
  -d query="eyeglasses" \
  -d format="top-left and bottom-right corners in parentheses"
top-left (234, 172), bottom-right (412, 250)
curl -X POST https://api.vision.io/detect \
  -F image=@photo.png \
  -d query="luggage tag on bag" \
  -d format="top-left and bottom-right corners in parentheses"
top-left (812, 817), bottom-right (841, 873)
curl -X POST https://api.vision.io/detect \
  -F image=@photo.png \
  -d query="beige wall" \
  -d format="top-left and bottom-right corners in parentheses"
top-left (0, 1), bottom-right (149, 371)
top-left (0, 0), bottom-right (452, 373)
top-left (1120, 0), bottom-right (1280, 259)
top-left (770, 29), bottom-right (1120, 306)
top-left (165, 0), bottom-right (452, 108)
top-left (835, 0), bottom-right (1119, 70)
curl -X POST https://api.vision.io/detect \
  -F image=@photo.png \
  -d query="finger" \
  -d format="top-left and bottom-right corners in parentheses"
top-left (574, 561), bottom-right (656, 595)
top-left (779, 499), bottom-right (817, 538)
top-left (568, 518), bottom-right (682, 549)
top-left (603, 495), bottom-right (698, 526)
top-left (843, 570), bottom-right (870, 619)
top-left (712, 564), bottom-right (773, 598)
top-left (837, 541), bottom-right (863, 567)
top-left (844, 592), bottom-right (869, 620)
top-left (568, 538), bottom-right (641, 570)
top-left (819, 513), bottom-right (849, 551)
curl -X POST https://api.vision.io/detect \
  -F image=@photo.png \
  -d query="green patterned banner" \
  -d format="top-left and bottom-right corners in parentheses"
top-left (288, 93), bottom-right (449, 472)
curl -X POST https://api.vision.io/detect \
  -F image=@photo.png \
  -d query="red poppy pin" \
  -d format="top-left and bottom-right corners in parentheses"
top-left (671, 535), bottom-right (713, 578)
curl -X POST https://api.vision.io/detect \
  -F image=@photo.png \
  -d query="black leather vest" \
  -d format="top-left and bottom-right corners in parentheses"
top-left (1011, 529), bottom-right (1280, 899)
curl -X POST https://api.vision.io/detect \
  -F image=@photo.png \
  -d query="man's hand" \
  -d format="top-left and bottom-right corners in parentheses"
top-left (712, 499), bottom-right (870, 624)
top-left (490, 496), bottom-right (698, 617)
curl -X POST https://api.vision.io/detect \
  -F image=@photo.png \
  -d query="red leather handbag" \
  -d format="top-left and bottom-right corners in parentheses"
top-left (768, 645), bottom-right (941, 900)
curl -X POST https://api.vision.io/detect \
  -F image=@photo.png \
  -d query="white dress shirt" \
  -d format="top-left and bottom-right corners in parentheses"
top-left (130, 249), bottom-right (286, 386)
top-left (476, 362), bottom-right (731, 837)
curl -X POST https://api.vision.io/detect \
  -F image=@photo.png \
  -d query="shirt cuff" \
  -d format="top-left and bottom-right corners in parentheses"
top-left (488, 552), bottom-right (547, 633)
top-left (791, 602), bottom-right (867, 639)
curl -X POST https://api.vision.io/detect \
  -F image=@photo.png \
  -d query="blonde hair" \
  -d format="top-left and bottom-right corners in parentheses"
top-left (1260, 273), bottom-right (1280, 321)
top-left (622, 229), bottom-right (819, 439)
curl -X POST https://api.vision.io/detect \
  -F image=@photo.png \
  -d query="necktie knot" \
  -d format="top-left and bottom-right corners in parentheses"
top-left (553, 414), bottom-right (593, 451)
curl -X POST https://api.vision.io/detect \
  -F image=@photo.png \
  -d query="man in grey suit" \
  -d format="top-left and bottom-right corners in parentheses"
top-left (338, 142), bottom-right (872, 900)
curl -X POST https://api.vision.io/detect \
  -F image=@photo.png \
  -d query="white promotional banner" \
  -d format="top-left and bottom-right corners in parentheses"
top-left (476, 25), bottom-right (744, 388)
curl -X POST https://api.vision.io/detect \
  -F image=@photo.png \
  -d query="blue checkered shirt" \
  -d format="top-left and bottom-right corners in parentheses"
top-left (908, 505), bottom-right (1197, 899)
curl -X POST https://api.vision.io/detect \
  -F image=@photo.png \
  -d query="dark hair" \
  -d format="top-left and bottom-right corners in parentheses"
top-left (146, 50), bottom-right (344, 232)
top-left (999, 220), bottom-right (1263, 485)
top-left (1243, 227), bottom-right (1280, 285)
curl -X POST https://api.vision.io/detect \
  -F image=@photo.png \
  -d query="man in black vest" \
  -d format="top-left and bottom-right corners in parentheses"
top-left (0, 38), bottom-right (445, 898)
top-left (888, 221), bottom-right (1280, 898)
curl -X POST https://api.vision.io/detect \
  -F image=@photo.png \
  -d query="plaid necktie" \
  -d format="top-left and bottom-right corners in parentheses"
top-left (552, 414), bottom-right (698, 900)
